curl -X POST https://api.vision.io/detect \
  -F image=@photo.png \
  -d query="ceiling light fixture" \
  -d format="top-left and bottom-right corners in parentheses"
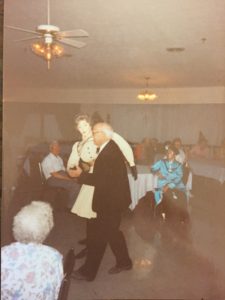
top-left (6, 0), bottom-right (89, 70)
top-left (31, 29), bottom-right (64, 69)
top-left (137, 77), bottom-right (157, 101)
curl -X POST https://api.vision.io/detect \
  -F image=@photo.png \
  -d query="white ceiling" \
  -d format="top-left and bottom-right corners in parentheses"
top-left (3, 0), bottom-right (225, 92)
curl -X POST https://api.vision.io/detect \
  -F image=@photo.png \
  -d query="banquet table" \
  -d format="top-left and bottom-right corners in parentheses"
top-left (128, 165), bottom-right (157, 210)
top-left (188, 158), bottom-right (225, 184)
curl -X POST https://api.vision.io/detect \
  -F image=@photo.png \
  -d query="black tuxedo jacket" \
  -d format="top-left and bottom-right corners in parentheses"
top-left (79, 140), bottom-right (131, 215)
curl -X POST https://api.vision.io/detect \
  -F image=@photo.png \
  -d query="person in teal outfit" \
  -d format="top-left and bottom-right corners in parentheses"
top-left (151, 145), bottom-right (189, 223)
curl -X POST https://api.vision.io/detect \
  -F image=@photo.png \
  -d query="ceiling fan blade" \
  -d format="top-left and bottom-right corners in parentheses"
top-left (57, 29), bottom-right (89, 38)
top-left (5, 25), bottom-right (38, 35)
top-left (15, 36), bottom-right (41, 42)
top-left (47, 0), bottom-right (50, 25)
top-left (57, 37), bottom-right (86, 49)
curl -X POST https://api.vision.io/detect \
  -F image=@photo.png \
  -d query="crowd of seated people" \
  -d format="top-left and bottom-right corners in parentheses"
top-left (131, 131), bottom-right (225, 225)
top-left (133, 132), bottom-right (225, 164)
top-left (20, 132), bottom-right (224, 194)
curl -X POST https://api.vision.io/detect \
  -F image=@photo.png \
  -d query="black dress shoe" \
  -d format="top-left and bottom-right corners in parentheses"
top-left (74, 247), bottom-right (88, 259)
top-left (108, 263), bottom-right (132, 274)
top-left (78, 238), bottom-right (87, 245)
top-left (71, 270), bottom-right (93, 282)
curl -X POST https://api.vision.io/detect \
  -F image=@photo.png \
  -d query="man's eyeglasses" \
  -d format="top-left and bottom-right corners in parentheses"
top-left (92, 131), bottom-right (102, 136)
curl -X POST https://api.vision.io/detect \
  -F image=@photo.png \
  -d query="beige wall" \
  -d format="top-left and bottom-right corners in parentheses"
top-left (4, 86), bottom-right (225, 104)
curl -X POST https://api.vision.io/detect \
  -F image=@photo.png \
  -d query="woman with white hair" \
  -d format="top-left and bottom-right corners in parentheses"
top-left (1, 201), bottom-right (63, 300)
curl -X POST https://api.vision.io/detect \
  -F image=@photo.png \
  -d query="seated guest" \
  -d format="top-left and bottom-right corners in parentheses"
top-left (190, 133), bottom-right (210, 159)
top-left (172, 138), bottom-right (187, 164)
top-left (134, 142), bottom-right (143, 162)
top-left (173, 138), bottom-right (193, 198)
top-left (41, 140), bottom-right (80, 208)
top-left (151, 138), bottom-right (161, 155)
top-left (163, 140), bottom-right (172, 150)
top-left (149, 138), bottom-right (163, 162)
top-left (1, 201), bottom-right (63, 300)
top-left (151, 145), bottom-right (189, 223)
top-left (219, 138), bottom-right (225, 161)
top-left (142, 138), bottom-right (156, 164)
top-left (134, 138), bottom-right (155, 164)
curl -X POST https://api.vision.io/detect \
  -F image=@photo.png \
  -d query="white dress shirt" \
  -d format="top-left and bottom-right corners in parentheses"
top-left (175, 149), bottom-right (186, 165)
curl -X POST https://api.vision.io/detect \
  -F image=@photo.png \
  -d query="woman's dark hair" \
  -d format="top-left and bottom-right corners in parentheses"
top-left (167, 144), bottom-right (179, 155)
top-left (74, 114), bottom-right (90, 127)
top-left (172, 137), bottom-right (182, 145)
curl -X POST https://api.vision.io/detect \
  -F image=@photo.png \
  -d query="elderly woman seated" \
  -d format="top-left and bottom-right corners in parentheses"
top-left (1, 201), bottom-right (63, 300)
top-left (151, 145), bottom-right (189, 224)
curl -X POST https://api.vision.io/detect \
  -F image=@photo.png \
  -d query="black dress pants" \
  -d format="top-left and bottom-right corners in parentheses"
top-left (79, 213), bottom-right (131, 279)
top-left (47, 172), bottom-right (80, 208)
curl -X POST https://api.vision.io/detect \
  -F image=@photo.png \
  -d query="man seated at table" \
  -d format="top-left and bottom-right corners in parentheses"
top-left (173, 137), bottom-right (193, 198)
top-left (151, 144), bottom-right (189, 224)
top-left (141, 138), bottom-right (156, 164)
top-left (41, 140), bottom-right (80, 208)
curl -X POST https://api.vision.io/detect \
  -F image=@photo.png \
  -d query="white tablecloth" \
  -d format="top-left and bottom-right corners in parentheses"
top-left (128, 165), bottom-right (157, 210)
top-left (189, 158), bottom-right (225, 184)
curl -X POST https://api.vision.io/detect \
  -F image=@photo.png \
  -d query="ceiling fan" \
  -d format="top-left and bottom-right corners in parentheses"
top-left (5, 0), bottom-right (89, 69)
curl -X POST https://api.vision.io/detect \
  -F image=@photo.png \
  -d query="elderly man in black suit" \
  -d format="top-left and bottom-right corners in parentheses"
top-left (72, 122), bottom-right (132, 281)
